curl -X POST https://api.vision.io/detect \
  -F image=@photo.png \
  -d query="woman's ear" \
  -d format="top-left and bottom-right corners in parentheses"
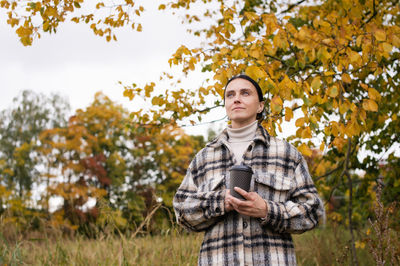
top-left (258, 101), bottom-right (265, 113)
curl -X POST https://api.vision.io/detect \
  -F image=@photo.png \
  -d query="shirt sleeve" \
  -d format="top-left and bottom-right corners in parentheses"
top-left (173, 158), bottom-right (226, 232)
top-left (260, 156), bottom-right (325, 234)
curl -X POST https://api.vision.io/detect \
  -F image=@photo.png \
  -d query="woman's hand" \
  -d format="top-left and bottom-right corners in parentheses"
top-left (226, 187), bottom-right (268, 218)
top-left (225, 189), bottom-right (234, 212)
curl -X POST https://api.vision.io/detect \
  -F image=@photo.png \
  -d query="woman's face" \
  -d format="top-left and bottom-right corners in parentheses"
top-left (225, 78), bottom-right (264, 129)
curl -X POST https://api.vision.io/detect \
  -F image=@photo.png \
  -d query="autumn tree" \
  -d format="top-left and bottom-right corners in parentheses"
top-left (0, 90), bottom-right (69, 233)
top-left (39, 92), bottom-right (204, 234)
top-left (39, 92), bottom-right (141, 232)
top-left (0, 90), bottom-right (69, 198)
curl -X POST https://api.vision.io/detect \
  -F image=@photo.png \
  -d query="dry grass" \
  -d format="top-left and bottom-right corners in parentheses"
top-left (1, 226), bottom-right (380, 266)
top-left (1, 231), bottom-right (203, 265)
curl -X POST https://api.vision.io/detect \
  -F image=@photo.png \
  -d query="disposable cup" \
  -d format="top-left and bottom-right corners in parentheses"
top-left (229, 164), bottom-right (253, 200)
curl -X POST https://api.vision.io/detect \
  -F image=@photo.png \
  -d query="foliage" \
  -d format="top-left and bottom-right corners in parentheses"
top-left (36, 92), bottom-right (204, 234)
top-left (0, 0), bottom-right (145, 45)
top-left (0, 90), bottom-right (69, 199)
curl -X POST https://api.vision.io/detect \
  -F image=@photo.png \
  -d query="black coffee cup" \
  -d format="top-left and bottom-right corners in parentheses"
top-left (229, 164), bottom-right (253, 200)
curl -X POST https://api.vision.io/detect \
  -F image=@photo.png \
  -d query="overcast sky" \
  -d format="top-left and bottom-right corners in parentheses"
top-left (0, 2), bottom-right (226, 136)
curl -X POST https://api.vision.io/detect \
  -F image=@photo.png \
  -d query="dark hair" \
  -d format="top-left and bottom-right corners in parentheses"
top-left (224, 74), bottom-right (265, 121)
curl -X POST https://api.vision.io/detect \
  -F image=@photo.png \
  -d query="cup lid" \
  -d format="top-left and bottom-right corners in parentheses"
top-left (229, 164), bottom-right (253, 173)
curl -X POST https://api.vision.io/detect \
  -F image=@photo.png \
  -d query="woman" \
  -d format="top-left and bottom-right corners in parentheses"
top-left (173, 74), bottom-right (325, 265)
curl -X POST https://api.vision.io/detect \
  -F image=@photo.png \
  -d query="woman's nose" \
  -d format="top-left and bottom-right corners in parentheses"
top-left (233, 94), bottom-right (241, 102)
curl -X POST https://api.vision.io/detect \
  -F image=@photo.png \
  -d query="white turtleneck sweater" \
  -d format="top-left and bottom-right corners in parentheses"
top-left (227, 120), bottom-right (258, 165)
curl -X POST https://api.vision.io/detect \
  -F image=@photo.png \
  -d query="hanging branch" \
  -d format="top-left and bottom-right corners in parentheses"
top-left (280, 0), bottom-right (307, 14)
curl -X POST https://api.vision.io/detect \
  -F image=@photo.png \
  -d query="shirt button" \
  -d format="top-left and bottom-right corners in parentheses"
top-left (243, 221), bottom-right (248, 229)
top-left (215, 207), bottom-right (221, 213)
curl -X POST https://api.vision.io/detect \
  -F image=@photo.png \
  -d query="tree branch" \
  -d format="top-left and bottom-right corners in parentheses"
top-left (342, 138), bottom-right (359, 266)
top-left (265, 54), bottom-right (287, 66)
top-left (194, 104), bottom-right (223, 113)
top-left (314, 162), bottom-right (344, 182)
top-left (280, 0), bottom-right (307, 14)
top-left (361, 0), bottom-right (377, 27)
top-left (314, 143), bottom-right (358, 182)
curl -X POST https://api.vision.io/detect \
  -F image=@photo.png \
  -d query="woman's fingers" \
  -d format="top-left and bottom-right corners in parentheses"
top-left (227, 189), bottom-right (267, 218)
top-left (234, 187), bottom-right (252, 200)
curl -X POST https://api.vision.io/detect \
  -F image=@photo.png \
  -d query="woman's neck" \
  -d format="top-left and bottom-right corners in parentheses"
top-left (231, 118), bottom-right (257, 129)
top-left (227, 120), bottom-right (258, 142)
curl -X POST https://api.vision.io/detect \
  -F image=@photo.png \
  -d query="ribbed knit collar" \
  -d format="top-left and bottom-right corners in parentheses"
top-left (207, 121), bottom-right (270, 148)
top-left (227, 120), bottom-right (258, 143)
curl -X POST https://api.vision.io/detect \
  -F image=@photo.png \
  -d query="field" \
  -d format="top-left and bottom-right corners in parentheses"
top-left (1, 225), bottom-right (378, 265)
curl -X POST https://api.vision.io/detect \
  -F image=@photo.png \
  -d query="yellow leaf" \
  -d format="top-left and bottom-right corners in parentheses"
top-left (43, 21), bottom-right (50, 31)
top-left (220, 47), bottom-right (230, 55)
top-left (349, 51), bottom-right (361, 64)
top-left (249, 46), bottom-right (262, 59)
top-left (319, 142), bottom-right (325, 151)
top-left (355, 241), bottom-right (366, 249)
top-left (295, 117), bottom-right (305, 127)
top-left (339, 101), bottom-right (350, 114)
top-left (151, 96), bottom-right (164, 106)
top-left (356, 35), bottom-right (363, 47)
top-left (375, 29), bottom-right (386, 41)
top-left (382, 42), bottom-right (392, 54)
top-left (332, 137), bottom-right (346, 150)
top-left (360, 83), bottom-right (368, 90)
top-left (270, 95), bottom-right (283, 114)
top-left (331, 121), bottom-right (339, 137)
top-left (362, 99), bottom-right (378, 112)
top-left (158, 4), bottom-right (166, 10)
top-left (298, 143), bottom-right (312, 157)
top-left (144, 84), bottom-right (154, 97)
top-left (244, 11), bottom-right (259, 21)
top-left (392, 35), bottom-right (400, 47)
top-left (245, 65), bottom-right (266, 80)
top-left (344, 121), bottom-right (359, 137)
top-left (46, 7), bottom-right (58, 17)
top-left (246, 35), bottom-right (256, 42)
top-left (284, 107), bottom-right (293, 122)
top-left (301, 127), bottom-right (312, 139)
top-left (368, 88), bottom-right (381, 101)
top-left (123, 89), bottom-right (134, 100)
top-left (232, 47), bottom-right (247, 59)
top-left (325, 71), bottom-right (335, 76)
top-left (328, 86), bottom-right (339, 98)
top-left (308, 115), bottom-right (317, 124)
top-left (341, 73), bottom-right (351, 83)
top-left (311, 76), bottom-right (321, 90)
top-left (368, 100), bottom-right (378, 112)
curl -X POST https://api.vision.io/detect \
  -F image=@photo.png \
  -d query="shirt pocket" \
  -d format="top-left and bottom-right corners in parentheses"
top-left (253, 171), bottom-right (291, 202)
top-left (198, 174), bottom-right (226, 192)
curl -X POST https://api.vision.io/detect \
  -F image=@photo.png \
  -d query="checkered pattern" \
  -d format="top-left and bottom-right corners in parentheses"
top-left (173, 125), bottom-right (325, 265)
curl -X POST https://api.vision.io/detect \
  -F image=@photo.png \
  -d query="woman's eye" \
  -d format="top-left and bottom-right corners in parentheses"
top-left (242, 91), bottom-right (249, 95)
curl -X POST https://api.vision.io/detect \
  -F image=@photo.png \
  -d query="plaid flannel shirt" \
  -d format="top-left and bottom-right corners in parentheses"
top-left (173, 124), bottom-right (325, 265)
